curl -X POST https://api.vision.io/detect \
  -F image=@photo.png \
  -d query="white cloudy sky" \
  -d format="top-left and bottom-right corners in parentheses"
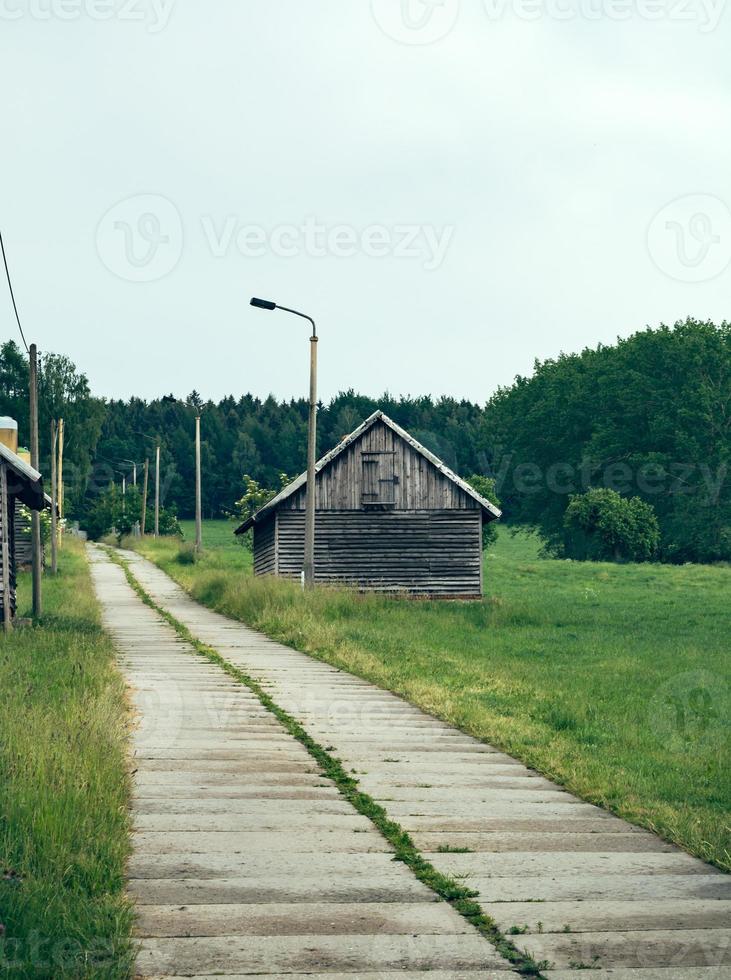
top-left (0, 0), bottom-right (729, 404)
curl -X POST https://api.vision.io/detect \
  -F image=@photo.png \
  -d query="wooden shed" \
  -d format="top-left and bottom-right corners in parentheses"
top-left (0, 441), bottom-right (45, 628)
top-left (235, 411), bottom-right (501, 597)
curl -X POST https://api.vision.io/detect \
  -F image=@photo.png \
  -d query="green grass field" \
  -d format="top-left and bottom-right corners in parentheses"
top-left (132, 521), bottom-right (731, 871)
top-left (0, 542), bottom-right (134, 979)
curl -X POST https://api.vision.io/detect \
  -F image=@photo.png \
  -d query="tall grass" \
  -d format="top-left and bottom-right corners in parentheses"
top-left (0, 542), bottom-right (134, 979)
top-left (131, 523), bottom-right (731, 871)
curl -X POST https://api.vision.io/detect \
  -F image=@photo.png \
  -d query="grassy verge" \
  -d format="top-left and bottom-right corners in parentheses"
top-left (0, 541), bottom-right (134, 979)
top-left (129, 521), bottom-right (731, 871)
top-left (110, 549), bottom-right (548, 977)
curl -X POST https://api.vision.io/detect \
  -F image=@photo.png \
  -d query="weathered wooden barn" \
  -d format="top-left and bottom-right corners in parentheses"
top-left (235, 411), bottom-right (501, 597)
top-left (0, 440), bottom-right (46, 627)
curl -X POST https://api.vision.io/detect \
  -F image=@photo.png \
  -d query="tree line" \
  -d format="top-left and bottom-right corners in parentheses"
top-left (1, 317), bottom-right (728, 563)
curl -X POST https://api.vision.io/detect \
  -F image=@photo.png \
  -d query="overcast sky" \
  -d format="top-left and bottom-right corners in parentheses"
top-left (0, 0), bottom-right (729, 405)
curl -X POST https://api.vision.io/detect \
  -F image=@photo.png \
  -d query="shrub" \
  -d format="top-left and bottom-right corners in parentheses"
top-left (563, 488), bottom-right (660, 562)
top-left (175, 542), bottom-right (198, 565)
top-left (84, 485), bottom-right (138, 542)
top-left (232, 473), bottom-right (292, 550)
top-left (144, 506), bottom-right (182, 538)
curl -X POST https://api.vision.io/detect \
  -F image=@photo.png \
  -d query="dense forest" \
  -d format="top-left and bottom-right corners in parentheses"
top-left (1, 317), bottom-right (728, 562)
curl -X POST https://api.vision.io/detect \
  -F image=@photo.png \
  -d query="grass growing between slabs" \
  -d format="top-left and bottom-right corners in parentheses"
top-left (0, 541), bottom-right (134, 979)
top-left (129, 520), bottom-right (731, 872)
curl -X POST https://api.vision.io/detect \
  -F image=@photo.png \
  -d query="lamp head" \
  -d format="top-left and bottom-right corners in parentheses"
top-left (250, 297), bottom-right (277, 310)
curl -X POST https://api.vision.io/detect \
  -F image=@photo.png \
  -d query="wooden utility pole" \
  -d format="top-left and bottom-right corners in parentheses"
top-left (57, 417), bottom-right (65, 544)
top-left (195, 416), bottom-right (202, 553)
top-left (304, 330), bottom-right (318, 589)
top-left (50, 420), bottom-right (58, 575)
top-left (29, 344), bottom-right (42, 618)
top-left (141, 458), bottom-right (149, 535)
top-left (1, 462), bottom-right (11, 634)
top-left (154, 442), bottom-right (160, 538)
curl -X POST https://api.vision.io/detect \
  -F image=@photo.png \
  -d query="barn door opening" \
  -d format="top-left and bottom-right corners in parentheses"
top-left (361, 451), bottom-right (396, 507)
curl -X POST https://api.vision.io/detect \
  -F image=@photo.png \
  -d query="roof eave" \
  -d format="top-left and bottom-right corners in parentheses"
top-left (0, 443), bottom-right (45, 511)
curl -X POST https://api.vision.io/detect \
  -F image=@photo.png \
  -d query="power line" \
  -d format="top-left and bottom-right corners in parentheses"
top-left (0, 229), bottom-right (30, 353)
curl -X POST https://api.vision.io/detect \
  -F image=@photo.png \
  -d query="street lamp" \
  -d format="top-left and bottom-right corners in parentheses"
top-left (121, 459), bottom-right (138, 486)
top-left (250, 297), bottom-right (318, 589)
top-left (131, 433), bottom-right (161, 537)
top-left (121, 459), bottom-right (141, 535)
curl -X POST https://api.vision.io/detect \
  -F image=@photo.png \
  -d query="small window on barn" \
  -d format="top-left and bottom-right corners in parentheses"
top-left (361, 451), bottom-right (396, 508)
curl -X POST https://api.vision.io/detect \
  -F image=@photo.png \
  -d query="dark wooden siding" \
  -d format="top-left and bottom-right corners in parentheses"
top-left (252, 514), bottom-right (277, 576)
top-left (0, 495), bottom-right (17, 620)
top-left (276, 509), bottom-right (482, 596)
top-left (281, 420), bottom-right (480, 513)
top-left (13, 505), bottom-right (32, 568)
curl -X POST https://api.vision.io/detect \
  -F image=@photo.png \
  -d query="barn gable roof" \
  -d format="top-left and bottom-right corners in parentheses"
top-left (235, 410), bottom-right (501, 534)
top-left (0, 442), bottom-right (45, 510)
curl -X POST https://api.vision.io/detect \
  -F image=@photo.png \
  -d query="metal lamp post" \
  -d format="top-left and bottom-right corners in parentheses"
top-left (121, 459), bottom-right (138, 487)
top-left (250, 297), bottom-right (318, 589)
top-left (121, 458), bottom-right (140, 535)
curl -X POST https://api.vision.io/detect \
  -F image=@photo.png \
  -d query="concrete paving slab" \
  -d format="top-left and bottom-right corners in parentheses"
top-left (544, 970), bottom-right (729, 979)
top-left (129, 851), bottom-right (405, 880)
top-left (134, 813), bottom-right (373, 832)
top-left (416, 833), bottom-right (675, 853)
top-left (359, 776), bottom-right (572, 810)
top-left (133, 782), bottom-right (340, 801)
top-left (431, 851), bottom-right (709, 878)
top-left (389, 803), bottom-right (632, 833)
top-left (403, 816), bottom-right (637, 833)
top-left (135, 933), bottom-right (509, 976)
top-left (135, 901), bottom-right (468, 937)
top-left (132, 785), bottom-right (352, 800)
top-left (362, 773), bottom-right (556, 789)
top-left (133, 761), bottom-right (325, 778)
top-left (128, 875), bottom-right (435, 906)
top-left (145, 973), bottom-right (508, 980)
top-left (480, 899), bottom-right (731, 934)
top-left (132, 750), bottom-right (316, 765)
top-left (464, 875), bottom-right (731, 902)
top-left (517, 928), bottom-right (731, 970)
top-left (130, 837), bottom-right (393, 860)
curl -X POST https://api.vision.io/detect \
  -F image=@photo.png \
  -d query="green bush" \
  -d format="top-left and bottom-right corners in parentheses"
top-left (84, 485), bottom-right (141, 542)
top-left (144, 506), bottom-right (182, 538)
top-left (231, 473), bottom-right (292, 550)
top-left (175, 542), bottom-right (198, 565)
top-left (466, 474), bottom-right (501, 549)
top-left (563, 488), bottom-right (660, 562)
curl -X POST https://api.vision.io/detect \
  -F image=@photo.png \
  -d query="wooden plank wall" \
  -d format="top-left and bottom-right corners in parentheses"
top-left (0, 493), bottom-right (17, 621)
top-left (281, 420), bottom-right (480, 513)
top-left (13, 504), bottom-right (33, 568)
top-left (273, 509), bottom-right (482, 596)
top-left (252, 514), bottom-right (277, 576)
